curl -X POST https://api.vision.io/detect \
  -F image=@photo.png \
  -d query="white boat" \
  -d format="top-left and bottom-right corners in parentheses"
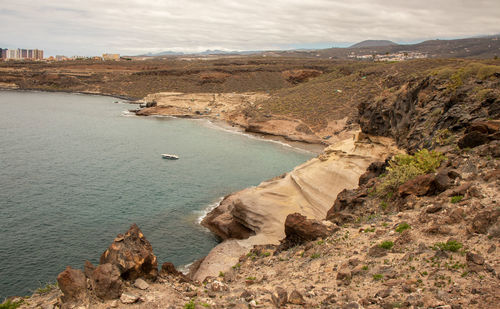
top-left (161, 153), bottom-right (179, 160)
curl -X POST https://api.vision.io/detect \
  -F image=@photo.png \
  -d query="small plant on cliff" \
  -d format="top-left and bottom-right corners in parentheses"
top-left (450, 195), bottom-right (464, 204)
top-left (395, 222), bottom-right (411, 233)
top-left (379, 240), bottom-right (394, 250)
top-left (377, 149), bottom-right (445, 195)
top-left (433, 240), bottom-right (463, 252)
top-left (35, 282), bottom-right (58, 295)
top-left (310, 253), bottom-right (321, 259)
top-left (0, 299), bottom-right (24, 309)
top-left (373, 274), bottom-right (384, 281)
top-left (183, 299), bottom-right (195, 309)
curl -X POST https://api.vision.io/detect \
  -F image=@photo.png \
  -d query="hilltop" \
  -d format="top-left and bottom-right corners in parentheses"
top-left (349, 40), bottom-right (398, 48)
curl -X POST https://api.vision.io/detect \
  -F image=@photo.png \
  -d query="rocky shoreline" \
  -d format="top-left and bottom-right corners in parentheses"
top-left (3, 58), bottom-right (500, 308)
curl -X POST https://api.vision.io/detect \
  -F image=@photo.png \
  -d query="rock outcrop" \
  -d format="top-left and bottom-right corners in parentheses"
top-left (91, 263), bottom-right (123, 300)
top-left (100, 223), bottom-right (158, 281)
top-left (196, 134), bottom-right (401, 280)
top-left (278, 213), bottom-right (336, 250)
top-left (56, 266), bottom-right (88, 305)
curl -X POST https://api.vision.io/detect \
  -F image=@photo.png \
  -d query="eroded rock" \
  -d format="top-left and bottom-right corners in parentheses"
top-left (100, 223), bottom-right (158, 281)
top-left (92, 263), bottom-right (123, 300)
top-left (57, 266), bottom-right (88, 304)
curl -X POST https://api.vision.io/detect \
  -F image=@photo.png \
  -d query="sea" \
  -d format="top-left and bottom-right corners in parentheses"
top-left (0, 91), bottom-right (313, 299)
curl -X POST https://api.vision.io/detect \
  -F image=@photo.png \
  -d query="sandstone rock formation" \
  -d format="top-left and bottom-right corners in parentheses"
top-left (196, 134), bottom-right (401, 280)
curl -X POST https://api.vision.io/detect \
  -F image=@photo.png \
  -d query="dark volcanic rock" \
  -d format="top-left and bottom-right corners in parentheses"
top-left (359, 161), bottom-right (388, 186)
top-left (100, 223), bottom-right (158, 281)
top-left (458, 131), bottom-right (490, 149)
top-left (327, 188), bottom-right (367, 223)
top-left (278, 213), bottom-right (333, 251)
top-left (398, 174), bottom-right (437, 197)
top-left (161, 262), bottom-right (183, 277)
top-left (92, 263), bottom-right (123, 300)
top-left (57, 266), bottom-right (88, 304)
top-left (471, 210), bottom-right (500, 234)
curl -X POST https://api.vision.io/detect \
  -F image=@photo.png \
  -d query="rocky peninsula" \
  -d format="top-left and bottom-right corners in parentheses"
top-left (2, 57), bottom-right (500, 308)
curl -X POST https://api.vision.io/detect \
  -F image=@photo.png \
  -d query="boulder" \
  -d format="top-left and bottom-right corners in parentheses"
top-left (458, 131), bottom-right (490, 149)
top-left (160, 262), bottom-right (183, 277)
top-left (359, 161), bottom-right (388, 186)
top-left (466, 120), bottom-right (500, 134)
top-left (92, 263), bottom-right (123, 300)
top-left (471, 210), bottom-right (500, 234)
top-left (83, 260), bottom-right (95, 279)
top-left (120, 292), bottom-right (139, 304)
top-left (100, 224), bottom-right (158, 281)
top-left (57, 266), bottom-right (88, 304)
top-left (399, 174), bottom-right (436, 197)
top-left (271, 287), bottom-right (288, 307)
top-left (134, 278), bottom-right (149, 290)
top-left (288, 290), bottom-right (305, 305)
top-left (278, 213), bottom-right (333, 250)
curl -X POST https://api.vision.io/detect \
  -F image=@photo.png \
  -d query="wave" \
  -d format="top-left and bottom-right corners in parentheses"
top-left (200, 119), bottom-right (315, 154)
top-left (195, 196), bottom-right (225, 224)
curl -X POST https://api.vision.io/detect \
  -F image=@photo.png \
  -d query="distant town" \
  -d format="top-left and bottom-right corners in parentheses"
top-left (0, 48), bottom-right (121, 61)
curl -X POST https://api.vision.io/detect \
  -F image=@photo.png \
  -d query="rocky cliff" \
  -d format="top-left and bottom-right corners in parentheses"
top-left (4, 59), bottom-right (500, 309)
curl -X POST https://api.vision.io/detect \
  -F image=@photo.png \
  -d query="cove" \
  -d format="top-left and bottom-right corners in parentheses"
top-left (0, 91), bottom-right (313, 298)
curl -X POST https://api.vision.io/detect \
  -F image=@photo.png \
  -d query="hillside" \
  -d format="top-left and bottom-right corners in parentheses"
top-left (2, 57), bottom-right (500, 309)
top-left (350, 40), bottom-right (398, 48)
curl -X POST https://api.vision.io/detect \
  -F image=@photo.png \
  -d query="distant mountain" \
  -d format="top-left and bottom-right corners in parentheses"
top-left (350, 40), bottom-right (398, 48)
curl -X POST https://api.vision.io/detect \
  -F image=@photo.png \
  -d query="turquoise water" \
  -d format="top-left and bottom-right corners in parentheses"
top-left (0, 91), bottom-right (312, 298)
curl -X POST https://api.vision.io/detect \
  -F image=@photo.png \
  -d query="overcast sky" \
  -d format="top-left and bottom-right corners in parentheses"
top-left (1, 0), bottom-right (499, 56)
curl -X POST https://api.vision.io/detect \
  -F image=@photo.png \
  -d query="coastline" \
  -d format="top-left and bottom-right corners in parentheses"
top-left (0, 88), bottom-right (322, 298)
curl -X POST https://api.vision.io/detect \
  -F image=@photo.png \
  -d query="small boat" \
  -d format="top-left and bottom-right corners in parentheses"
top-left (161, 153), bottom-right (179, 160)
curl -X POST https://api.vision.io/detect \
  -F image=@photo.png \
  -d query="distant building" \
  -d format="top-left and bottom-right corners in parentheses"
top-left (102, 53), bottom-right (120, 61)
top-left (0, 48), bottom-right (6, 59)
top-left (3, 48), bottom-right (44, 60)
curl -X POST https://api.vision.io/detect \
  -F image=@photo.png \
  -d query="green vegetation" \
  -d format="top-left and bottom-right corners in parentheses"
top-left (395, 222), bottom-right (411, 233)
top-left (433, 240), bottom-right (463, 252)
top-left (450, 195), bottom-right (464, 204)
top-left (377, 149), bottom-right (446, 195)
top-left (261, 251), bottom-right (271, 257)
top-left (373, 274), bottom-right (384, 281)
top-left (380, 201), bottom-right (389, 210)
top-left (183, 299), bottom-right (196, 309)
top-left (379, 241), bottom-right (394, 250)
top-left (232, 263), bottom-right (241, 269)
top-left (35, 282), bottom-right (58, 294)
top-left (218, 271), bottom-right (225, 277)
top-left (362, 265), bottom-right (369, 271)
top-left (310, 253), bottom-right (321, 259)
top-left (316, 240), bottom-right (325, 245)
top-left (246, 276), bottom-right (256, 281)
top-left (0, 300), bottom-right (24, 309)
top-left (433, 128), bottom-right (455, 146)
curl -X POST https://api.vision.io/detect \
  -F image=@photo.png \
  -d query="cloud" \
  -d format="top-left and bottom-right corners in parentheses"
top-left (0, 0), bottom-right (499, 56)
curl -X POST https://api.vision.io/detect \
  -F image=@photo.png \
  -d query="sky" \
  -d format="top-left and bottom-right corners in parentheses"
top-left (1, 0), bottom-right (499, 56)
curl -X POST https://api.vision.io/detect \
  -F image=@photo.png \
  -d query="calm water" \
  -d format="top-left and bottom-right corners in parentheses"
top-left (0, 91), bottom-right (312, 298)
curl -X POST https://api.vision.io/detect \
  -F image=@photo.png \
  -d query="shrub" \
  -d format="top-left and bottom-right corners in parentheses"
top-left (0, 300), bottom-right (24, 309)
top-left (310, 253), bottom-right (321, 259)
top-left (450, 195), bottom-right (463, 204)
top-left (433, 240), bottom-right (463, 252)
top-left (373, 274), bottom-right (383, 281)
top-left (183, 300), bottom-right (195, 309)
top-left (377, 149), bottom-right (445, 195)
top-left (395, 222), bottom-right (411, 233)
top-left (379, 241), bottom-right (394, 250)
